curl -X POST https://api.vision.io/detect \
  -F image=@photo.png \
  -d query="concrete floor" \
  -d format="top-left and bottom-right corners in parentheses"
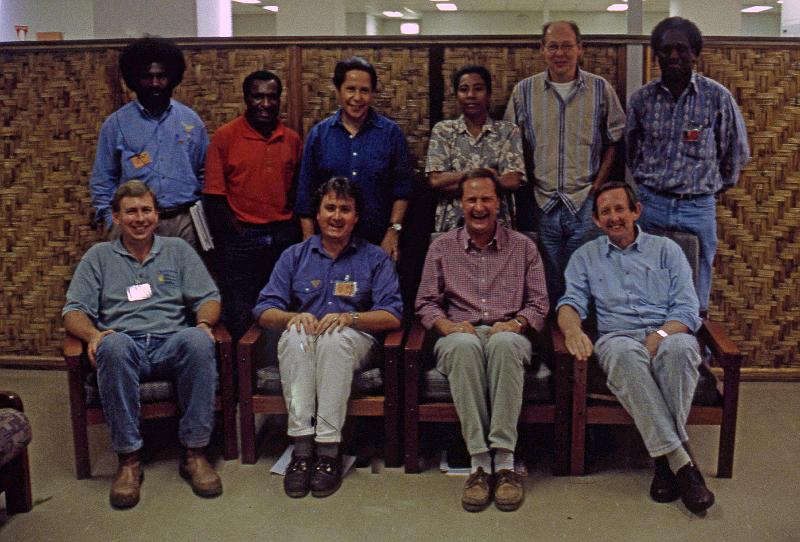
top-left (1, 369), bottom-right (798, 542)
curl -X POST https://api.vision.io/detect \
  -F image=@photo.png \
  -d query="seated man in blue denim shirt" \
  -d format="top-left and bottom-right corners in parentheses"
top-left (63, 181), bottom-right (222, 509)
top-left (253, 177), bottom-right (403, 499)
top-left (557, 182), bottom-right (715, 515)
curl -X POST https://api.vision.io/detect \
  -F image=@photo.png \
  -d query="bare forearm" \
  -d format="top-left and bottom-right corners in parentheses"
top-left (259, 308), bottom-right (295, 330)
top-left (428, 171), bottom-right (465, 193)
top-left (63, 310), bottom-right (101, 343)
top-left (557, 305), bottom-right (583, 337)
top-left (498, 171), bottom-right (522, 191)
top-left (195, 300), bottom-right (221, 327)
top-left (388, 199), bottom-right (408, 225)
top-left (300, 217), bottom-right (315, 240)
top-left (351, 310), bottom-right (401, 333)
top-left (592, 145), bottom-right (617, 191)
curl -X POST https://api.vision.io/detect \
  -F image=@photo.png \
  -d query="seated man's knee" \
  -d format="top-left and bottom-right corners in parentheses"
top-left (175, 327), bottom-right (215, 356)
top-left (486, 332), bottom-right (530, 363)
top-left (596, 336), bottom-right (648, 374)
top-left (96, 332), bottom-right (136, 366)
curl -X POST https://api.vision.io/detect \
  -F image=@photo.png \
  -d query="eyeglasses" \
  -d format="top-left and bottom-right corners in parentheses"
top-left (544, 42), bottom-right (577, 54)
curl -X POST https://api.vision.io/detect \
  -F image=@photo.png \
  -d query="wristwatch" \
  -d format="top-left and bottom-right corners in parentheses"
top-left (350, 311), bottom-right (359, 328)
top-left (389, 223), bottom-right (403, 232)
top-left (656, 329), bottom-right (669, 338)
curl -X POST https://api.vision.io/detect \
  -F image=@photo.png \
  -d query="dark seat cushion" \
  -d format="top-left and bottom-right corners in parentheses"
top-left (421, 359), bottom-right (553, 403)
top-left (0, 408), bottom-right (32, 468)
top-left (84, 373), bottom-right (214, 406)
top-left (255, 365), bottom-right (384, 396)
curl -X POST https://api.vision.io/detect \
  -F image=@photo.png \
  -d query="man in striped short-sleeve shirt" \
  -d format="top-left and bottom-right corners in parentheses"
top-left (505, 20), bottom-right (625, 307)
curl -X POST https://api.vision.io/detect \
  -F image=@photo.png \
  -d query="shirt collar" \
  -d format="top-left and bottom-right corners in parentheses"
top-left (112, 235), bottom-right (162, 261)
top-left (657, 71), bottom-right (699, 97)
top-left (543, 68), bottom-right (586, 91)
top-left (333, 108), bottom-right (382, 131)
top-left (310, 234), bottom-right (362, 259)
top-left (455, 115), bottom-right (496, 136)
top-left (457, 223), bottom-right (506, 252)
top-left (604, 225), bottom-right (644, 255)
top-left (241, 115), bottom-right (286, 142)
top-left (135, 98), bottom-right (174, 120)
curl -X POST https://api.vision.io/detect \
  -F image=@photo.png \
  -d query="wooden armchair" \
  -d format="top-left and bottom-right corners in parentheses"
top-left (237, 324), bottom-right (404, 466)
top-left (553, 231), bottom-right (742, 477)
top-left (403, 320), bottom-right (571, 475)
top-left (63, 325), bottom-right (238, 479)
top-left (0, 390), bottom-right (33, 514)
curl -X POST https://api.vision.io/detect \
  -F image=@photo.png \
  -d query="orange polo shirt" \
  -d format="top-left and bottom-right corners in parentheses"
top-left (204, 115), bottom-right (302, 224)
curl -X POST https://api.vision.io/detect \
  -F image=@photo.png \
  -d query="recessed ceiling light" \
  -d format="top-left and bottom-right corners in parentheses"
top-left (263, 5), bottom-right (278, 12)
top-left (436, 3), bottom-right (458, 11)
top-left (400, 22), bottom-right (420, 34)
top-left (232, 0), bottom-right (262, 4)
top-left (383, 11), bottom-right (404, 18)
top-left (607, 3), bottom-right (628, 11)
top-left (741, 5), bottom-right (773, 12)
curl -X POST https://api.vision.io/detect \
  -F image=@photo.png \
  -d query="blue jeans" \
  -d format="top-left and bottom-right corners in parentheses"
top-left (595, 329), bottom-right (701, 457)
top-left (636, 185), bottom-right (717, 311)
top-left (216, 220), bottom-right (299, 341)
top-left (534, 198), bottom-right (597, 308)
top-left (95, 328), bottom-right (217, 454)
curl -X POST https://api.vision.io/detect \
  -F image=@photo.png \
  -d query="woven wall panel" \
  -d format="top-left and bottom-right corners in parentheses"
top-left (1, 50), bottom-right (115, 355)
top-left (299, 47), bottom-right (429, 169)
top-left (442, 45), bottom-right (626, 120)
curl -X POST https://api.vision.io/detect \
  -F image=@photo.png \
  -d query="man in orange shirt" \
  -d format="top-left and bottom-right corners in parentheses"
top-left (204, 70), bottom-right (303, 341)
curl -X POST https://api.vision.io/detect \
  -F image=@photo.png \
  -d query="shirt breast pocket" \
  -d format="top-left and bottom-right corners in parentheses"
top-left (646, 269), bottom-right (671, 306)
top-left (683, 122), bottom-right (712, 160)
top-left (292, 281), bottom-right (323, 305)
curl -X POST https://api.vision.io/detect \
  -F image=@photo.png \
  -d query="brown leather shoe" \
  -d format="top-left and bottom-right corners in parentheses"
top-left (110, 451), bottom-right (143, 509)
top-left (462, 467), bottom-right (492, 512)
top-left (675, 463), bottom-right (715, 514)
top-left (179, 448), bottom-right (222, 498)
top-left (494, 469), bottom-right (524, 512)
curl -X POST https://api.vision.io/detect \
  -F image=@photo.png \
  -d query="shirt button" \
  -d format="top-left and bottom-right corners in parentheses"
top-left (483, 312), bottom-right (489, 317)
top-left (327, 301), bottom-right (333, 305)
top-left (481, 298), bottom-right (486, 303)
top-left (352, 171), bottom-right (357, 176)
top-left (352, 152), bottom-right (357, 156)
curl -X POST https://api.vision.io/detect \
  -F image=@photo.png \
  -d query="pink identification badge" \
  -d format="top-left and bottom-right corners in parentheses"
top-left (126, 283), bottom-right (152, 302)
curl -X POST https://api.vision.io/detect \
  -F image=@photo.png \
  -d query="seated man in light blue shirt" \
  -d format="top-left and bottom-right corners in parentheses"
top-left (253, 177), bottom-right (403, 499)
top-left (63, 181), bottom-right (221, 509)
top-left (557, 182), bottom-right (715, 515)
top-left (90, 37), bottom-right (208, 249)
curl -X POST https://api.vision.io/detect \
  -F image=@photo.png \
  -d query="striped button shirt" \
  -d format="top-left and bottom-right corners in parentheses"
top-left (504, 69), bottom-right (625, 214)
top-left (415, 225), bottom-right (549, 333)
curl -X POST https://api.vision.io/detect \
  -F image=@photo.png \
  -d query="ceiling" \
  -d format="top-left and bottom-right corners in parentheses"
top-left (232, 0), bottom-right (783, 17)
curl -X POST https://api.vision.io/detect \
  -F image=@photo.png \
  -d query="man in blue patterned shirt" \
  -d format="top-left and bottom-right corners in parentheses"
top-left (558, 182), bottom-right (715, 515)
top-left (90, 37), bottom-right (208, 249)
top-left (627, 17), bottom-right (750, 313)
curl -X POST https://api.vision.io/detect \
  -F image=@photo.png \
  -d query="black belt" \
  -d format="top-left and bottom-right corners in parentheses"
top-left (158, 203), bottom-right (193, 219)
top-left (652, 190), bottom-right (708, 201)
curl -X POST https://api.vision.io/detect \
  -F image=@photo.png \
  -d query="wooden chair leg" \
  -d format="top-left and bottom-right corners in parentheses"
top-left (4, 450), bottom-right (33, 514)
top-left (570, 357), bottom-right (588, 476)
top-left (404, 349), bottom-right (421, 473)
top-left (67, 367), bottom-right (92, 479)
top-left (552, 353), bottom-right (571, 476)
top-left (717, 365), bottom-right (740, 478)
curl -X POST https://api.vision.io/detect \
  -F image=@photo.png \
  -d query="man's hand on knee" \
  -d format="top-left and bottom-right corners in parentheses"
top-left (564, 330), bottom-right (594, 362)
top-left (488, 320), bottom-right (522, 336)
top-left (88, 329), bottom-right (116, 367)
top-left (435, 318), bottom-right (477, 336)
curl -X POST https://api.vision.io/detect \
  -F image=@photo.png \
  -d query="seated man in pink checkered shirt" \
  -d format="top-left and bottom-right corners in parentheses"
top-left (415, 167), bottom-right (549, 513)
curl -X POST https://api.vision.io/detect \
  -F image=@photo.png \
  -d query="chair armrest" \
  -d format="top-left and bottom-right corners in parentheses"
top-left (64, 332), bottom-right (85, 366)
top-left (212, 322), bottom-right (231, 344)
top-left (550, 325), bottom-right (568, 354)
top-left (0, 390), bottom-right (24, 411)
top-left (697, 319), bottom-right (742, 368)
top-left (404, 320), bottom-right (426, 353)
top-left (383, 327), bottom-right (405, 349)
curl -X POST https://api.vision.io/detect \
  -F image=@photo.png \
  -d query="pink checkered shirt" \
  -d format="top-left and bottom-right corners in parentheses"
top-left (415, 225), bottom-right (549, 332)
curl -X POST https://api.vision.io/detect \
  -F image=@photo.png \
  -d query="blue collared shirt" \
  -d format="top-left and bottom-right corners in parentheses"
top-left (557, 229), bottom-right (701, 335)
top-left (90, 99), bottom-right (209, 226)
top-left (63, 236), bottom-right (220, 336)
top-left (252, 235), bottom-right (403, 322)
top-left (294, 109), bottom-right (413, 241)
top-left (626, 73), bottom-right (750, 195)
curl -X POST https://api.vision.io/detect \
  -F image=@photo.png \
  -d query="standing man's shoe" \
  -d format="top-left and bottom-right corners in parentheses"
top-left (180, 448), bottom-right (223, 498)
top-left (675, 463), bottom-right (715, 513)
top-left (462, 467), bottom-right (492, 512)
top-left (110, 451), bottom-right (143, 509)
top-left (650, 456), bottom-right (679, 503)
top-left (310, 455), bottom-right (342, 498)
top-left (494, 469), bottom-right (524, 511)
top-left (284, 454), bottom-right (313, 498)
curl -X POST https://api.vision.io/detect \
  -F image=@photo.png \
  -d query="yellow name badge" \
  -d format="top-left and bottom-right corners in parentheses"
top-left (129, 151), bottom-right (152, 169)
top-left (334, 280), bottom-right (358, 297)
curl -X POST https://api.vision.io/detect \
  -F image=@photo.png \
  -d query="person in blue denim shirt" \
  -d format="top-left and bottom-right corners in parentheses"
top-left (253, 177), bottom-right (402, 499)
top-left (557, 182), bottom-right (715, 515)
top-left (90, 37), bottom-right (209, 249)
top-left (63, 181), bottom-right (222, 509)
top-left (294, 57), bottom-right (413, 261)
top-left (627, 17), bottom-right (750, 313)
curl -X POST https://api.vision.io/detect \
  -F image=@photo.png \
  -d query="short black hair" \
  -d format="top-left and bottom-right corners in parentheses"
top-left (458, 167), bottom-right (501, 199)
top-left (592, 181), bottom-right (638, 217)
top-left (112, 180), bottom-right (158, 212)
top-left (333, 56), bottom-right (377, 91)
top-left (242, 70), bottom-right (283, 100)
top-left (313, 177), bottom-right (364, 218)
top-left (452, 65), bottom-right (492, 95)
top-left (542, 20), bottom-right (582, 44)
top-left (651, 17), bottom-right (703, 57)
top-left (119, 36), bottom-right (186, 93)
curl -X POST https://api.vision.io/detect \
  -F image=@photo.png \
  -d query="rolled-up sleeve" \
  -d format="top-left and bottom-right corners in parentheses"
top-left (517, 240), bottom-right (548, 332)
top-left (556, 246), bottom-right (592, 321)
top-left (414, 242), bottom-right (448, 330)
top-left (369, 251), bottom-right (403, 320)
top-left (717, 92), bottom-right (751, 190)
top-left (62, 249), bottom-right (102, 322)
top-left (294, 126), bottom-right (320, 217)
top-left (664, 242), bottom-right (702, 332)
top-left (90, 117), bottom-right (122, 228)
top-left (390, 123), bottom-right (414, 201)
top-left (252, 249), bottom-right (295, 319)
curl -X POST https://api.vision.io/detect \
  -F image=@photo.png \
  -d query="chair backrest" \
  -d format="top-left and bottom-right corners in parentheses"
top-left (661, 230), bottom-right (700, 288)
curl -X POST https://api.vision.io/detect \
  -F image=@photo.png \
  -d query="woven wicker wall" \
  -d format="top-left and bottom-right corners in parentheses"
top-left (1, 38), bottom-right (798, 370)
